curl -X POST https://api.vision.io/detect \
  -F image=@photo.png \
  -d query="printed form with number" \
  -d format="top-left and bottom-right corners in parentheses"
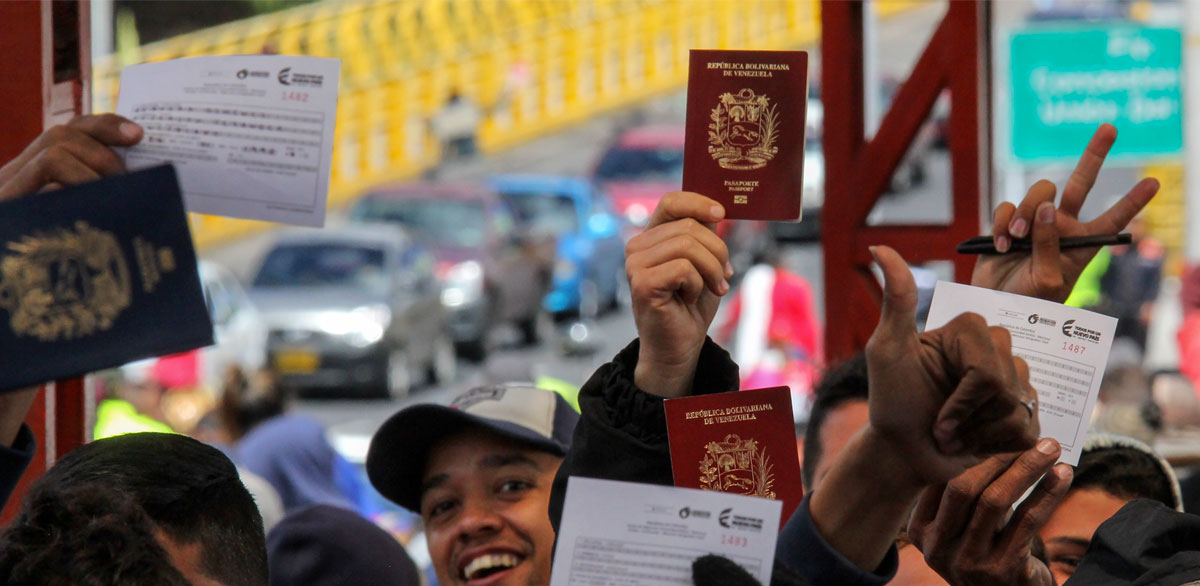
top-left (551, 477), bottom-right (781, 586)
top-left (926, 281), bottom-right (1118, 465)
top-left (116, 55), bottom-right (340, 227)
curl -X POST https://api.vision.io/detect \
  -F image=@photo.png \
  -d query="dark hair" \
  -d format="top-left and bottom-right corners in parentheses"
top-left (32, 432), bottom-right (268, 586)
top-left (1073, 445), bottom-right (1176, 508)
top-left (0, 484), bottom-right (192, 586)
top-left (221, 366), bottom-right (286, 440)
top-left (802, 353), bottom-right (870, 490)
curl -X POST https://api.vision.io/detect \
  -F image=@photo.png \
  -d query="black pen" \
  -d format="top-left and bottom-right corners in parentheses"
top-left (956, 233), bottom-right (1132, 255)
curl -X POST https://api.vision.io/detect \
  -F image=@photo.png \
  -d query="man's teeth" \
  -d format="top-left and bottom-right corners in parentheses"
top-left (464, 553), bottom-right (521, 580)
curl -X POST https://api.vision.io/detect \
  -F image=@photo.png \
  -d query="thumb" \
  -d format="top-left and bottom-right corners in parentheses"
top-left (870, 246), bottom-right (917, 339)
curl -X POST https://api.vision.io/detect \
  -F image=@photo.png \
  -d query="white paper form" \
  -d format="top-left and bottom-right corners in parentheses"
top-left (926, 281), bottom-right (1118, 465)
top-left (550, 477), bottom-right (781, 586)
top-left (116, 55), bottom-right (340, 227)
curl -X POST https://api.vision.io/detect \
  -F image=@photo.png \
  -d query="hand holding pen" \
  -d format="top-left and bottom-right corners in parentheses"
top-left (967, 123), bottom-right (1159, 304)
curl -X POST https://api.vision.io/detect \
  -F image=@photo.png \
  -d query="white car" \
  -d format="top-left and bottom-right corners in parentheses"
top-left (198, 260), bottom-right (269, 388)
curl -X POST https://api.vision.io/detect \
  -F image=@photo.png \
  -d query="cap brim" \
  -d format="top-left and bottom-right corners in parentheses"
top-left (366, 404), bottom-right (566, 512)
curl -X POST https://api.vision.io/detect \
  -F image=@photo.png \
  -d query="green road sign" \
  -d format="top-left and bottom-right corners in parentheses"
top-left (1010, 25), bottom-right (1182, 162)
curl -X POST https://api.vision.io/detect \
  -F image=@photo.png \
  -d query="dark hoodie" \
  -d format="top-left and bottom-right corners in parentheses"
top-left (234, 415), bottom-right (354, 513)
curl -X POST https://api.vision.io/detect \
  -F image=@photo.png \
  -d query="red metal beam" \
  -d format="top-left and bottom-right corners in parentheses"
top-left (821, 1), bottom-right (991, 362)
top-left (0, 0), bottom-right (93, 523)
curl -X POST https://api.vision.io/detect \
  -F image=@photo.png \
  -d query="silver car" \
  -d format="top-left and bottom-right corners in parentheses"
top-left (249, 225), bottom-right (455, 398)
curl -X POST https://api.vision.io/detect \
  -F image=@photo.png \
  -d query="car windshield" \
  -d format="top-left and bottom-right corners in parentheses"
top-left (500, 191), bottom-right (579, 235)
top-left (253, 243), bottom-right (388, 291)
top-left (594, 147), bottom-right (684, 182)
top-left (351, 198), bottom-right (486, 248)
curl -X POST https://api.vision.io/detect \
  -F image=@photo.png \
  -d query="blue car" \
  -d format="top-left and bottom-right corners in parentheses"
top-left (492, 175), bottom-right (625, 316)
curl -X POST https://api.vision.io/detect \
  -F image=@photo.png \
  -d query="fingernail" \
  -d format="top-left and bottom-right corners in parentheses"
top-left (1036, 437), bottom-right (1057, 455)
top-left (995, 235), bottom-right (1011, 253)
top-left (710, 205), bottom-right (724, 219)
top-left (119, 122), bottom-right (142, 140)
top-left (1053, 464), bottom-right (1073, 480)
top-left (724, 261), bottom-right (734, 278)
top-left (868, 246), bottom-right (880, 262)
top-left (719, 279), bottom-right (729, 294)
top-left (1009, 218), bottom-right (1028, 238)
top-left (1037, 202), bottom-right (1055, 224)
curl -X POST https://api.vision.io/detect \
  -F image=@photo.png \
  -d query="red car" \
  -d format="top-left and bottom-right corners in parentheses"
top-left (594, 125), bottom-right (770, 271)
top-left (592, 125), bottom-right (686, 235)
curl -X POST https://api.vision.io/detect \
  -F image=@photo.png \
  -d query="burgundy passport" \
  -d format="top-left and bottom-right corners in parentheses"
top-left (682, 50), bottom-right (809, 221)
top-left (664, 386), bottom-right (804, 527)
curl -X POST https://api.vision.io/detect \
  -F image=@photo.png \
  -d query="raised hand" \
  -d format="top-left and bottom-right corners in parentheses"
top-left (0, 114), bottom-right (143, 200)
top-left (868, 246), bottom-right (1040, 484)
top-left (971, 123), bottom-right (1159, 302)
top-left (806, 247), bottom-right (1042, 574)
top-left (908, 441), bottom-right (1073, 586)
top-left (625, 191), bottom-right (732, 398)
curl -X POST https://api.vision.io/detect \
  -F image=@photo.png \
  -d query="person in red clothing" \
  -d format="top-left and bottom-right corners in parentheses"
top-left (718, 246), bottom-right (822, 421)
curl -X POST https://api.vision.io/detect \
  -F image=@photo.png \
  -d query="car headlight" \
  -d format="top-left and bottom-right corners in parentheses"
top-left (625, 203), bottom-right (650, 227)
top-left (317, 305), bottom-right (390, 348)
top-left (447, 260), bottom-right (483, 282)
top-left (440, 261), bottom-right (484, 308)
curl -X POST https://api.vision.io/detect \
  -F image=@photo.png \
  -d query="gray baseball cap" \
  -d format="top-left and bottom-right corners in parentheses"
top-left (366, 384), bottom-right (579, 512)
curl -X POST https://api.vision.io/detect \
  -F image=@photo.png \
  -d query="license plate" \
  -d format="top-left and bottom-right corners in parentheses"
top-left (274, 349), bottom-right (319, 374)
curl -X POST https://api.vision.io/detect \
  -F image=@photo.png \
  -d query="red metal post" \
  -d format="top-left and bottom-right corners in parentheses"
top-left (0, 0), bottom-right (93, 523)
top-left (821, 0), bottom-right (991, 362)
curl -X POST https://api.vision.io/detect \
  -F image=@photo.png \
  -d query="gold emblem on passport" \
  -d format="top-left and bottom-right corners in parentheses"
top-left (734, 195), bottom-right (748, 204)
top-left (134, 237), bottom-right (177, 294)
top-left (698, 433), bottom-right (777, 499)
top-left (707, 89), bottom-right (780, 170)
top-left (0, 222), bottom-right (132, 341)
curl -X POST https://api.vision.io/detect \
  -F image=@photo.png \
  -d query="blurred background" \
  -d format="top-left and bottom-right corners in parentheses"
top-left (84, 0), bottom-right (1200, 579)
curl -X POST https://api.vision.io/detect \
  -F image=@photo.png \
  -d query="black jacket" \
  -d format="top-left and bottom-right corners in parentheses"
top-left (549, 338), bottom-right (894, 586)
top-left (549, 337), bottom-right (739, 529)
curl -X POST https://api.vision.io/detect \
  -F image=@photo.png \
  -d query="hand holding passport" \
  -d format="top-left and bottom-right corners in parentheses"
top-left (0, 165), bottom-right (213, 392)
top-left (683, 50), bottom-right (810, 221)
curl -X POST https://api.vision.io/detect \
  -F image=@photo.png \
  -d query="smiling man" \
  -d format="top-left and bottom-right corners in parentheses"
top-left (367, 384), bottom-right (578, 586)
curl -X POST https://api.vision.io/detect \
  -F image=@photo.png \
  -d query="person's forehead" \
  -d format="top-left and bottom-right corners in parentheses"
top-left (1039, 488), bottom-right (1130, 541)
top-left (422, 428), bottom-right (552, 482)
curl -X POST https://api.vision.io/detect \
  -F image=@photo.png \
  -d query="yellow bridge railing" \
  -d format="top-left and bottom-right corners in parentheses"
top-left (94, 0), bottom-right (917, 250)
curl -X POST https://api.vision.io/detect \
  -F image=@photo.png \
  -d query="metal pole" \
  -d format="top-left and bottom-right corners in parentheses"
top-left (90, 0), bottom-right (113, 59)
top-left (864, 0), bottom-right (881, 136)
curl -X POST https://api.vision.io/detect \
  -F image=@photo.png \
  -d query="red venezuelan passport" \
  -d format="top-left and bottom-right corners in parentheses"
top-left (664, 386), bottom-right (804, 527)
top-left (682, 49), bottom-right (809, 221)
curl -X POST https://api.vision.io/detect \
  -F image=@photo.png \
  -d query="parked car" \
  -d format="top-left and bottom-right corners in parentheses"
top-left (593, 124), bottom-right (780, 268)
top-left (248, 226), bottom-right (454, 398)
top-left (491, 174), bottom-right (625, 316)
top-left (592, 124), bottom-right (686, 234)
top-left (198, 260), bottom-right (269, 386)
top-left (346, 182), bottom-right (553, 359)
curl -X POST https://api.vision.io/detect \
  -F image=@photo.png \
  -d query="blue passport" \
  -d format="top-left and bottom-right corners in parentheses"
top-left (0, 165), bottom-right (213, 391)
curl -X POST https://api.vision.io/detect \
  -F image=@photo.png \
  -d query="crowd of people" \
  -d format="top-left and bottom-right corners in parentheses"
top-left (1, 112), bottom-right (1198, 586)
